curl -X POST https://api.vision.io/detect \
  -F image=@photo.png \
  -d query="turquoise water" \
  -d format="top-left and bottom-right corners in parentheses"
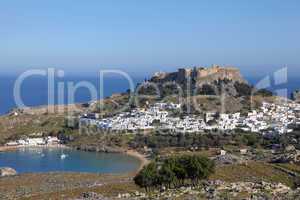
top-left (0, 147), bottom-right (140, 174)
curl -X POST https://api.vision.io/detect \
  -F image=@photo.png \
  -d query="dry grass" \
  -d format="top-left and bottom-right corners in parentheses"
top-left (21, 182), bottom-right (141, 200)
top-left (210, 162), bottom-right (295, 187)
top-left (0, 172), bottom-right (135, 200)
top-left (275, 163), bottom-right (300, 174)
top-left (0, 162), bottom-right (298, 199)
top-left (158, 147), bottom-right (219, 158)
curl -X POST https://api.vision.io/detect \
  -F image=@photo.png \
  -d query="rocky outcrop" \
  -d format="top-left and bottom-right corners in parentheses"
top-left (0, 167), bottom-right (17, 177)
top-left (271, 150), bottom-right (300, 164)
top-left (213, 154), bottom-right (245, 165)
top-left (150, 65), bottom-right (250, 98)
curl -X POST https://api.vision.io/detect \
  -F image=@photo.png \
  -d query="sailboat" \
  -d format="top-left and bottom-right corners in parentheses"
top-left (60, 154), bottom-right (67, 159)
top-left (60, 148), bottom-right (68, 160)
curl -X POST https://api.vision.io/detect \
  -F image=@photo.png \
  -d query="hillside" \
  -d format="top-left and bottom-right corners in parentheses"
top-left (0, 66), bottom-right (278, 144)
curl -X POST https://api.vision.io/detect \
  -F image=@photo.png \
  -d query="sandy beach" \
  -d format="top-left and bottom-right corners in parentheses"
top-left (0, 145), bottom-right (19, 152)
top-left (125, 150), bottom-right (150, 172)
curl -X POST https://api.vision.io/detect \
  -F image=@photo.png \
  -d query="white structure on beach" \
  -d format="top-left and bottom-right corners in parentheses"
top-left (6, 137), bottom-right (60, 147)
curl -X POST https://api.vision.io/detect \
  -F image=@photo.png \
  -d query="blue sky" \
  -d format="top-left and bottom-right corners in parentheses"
top-left (0, 0), bottom-right (299, 77)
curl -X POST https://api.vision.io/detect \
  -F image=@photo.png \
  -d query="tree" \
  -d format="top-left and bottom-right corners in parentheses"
top-left (183, 156), bottom-right (201, 185)
top-left (179, 155), bottom-right (215, 186)
top-left (134, 162), bottom-right (159, 192)
top-left (254, 89), bottom-right (273, 97)
top-left (234, 82), bottom-right (253, 96)
top-left (159, 159), bottom-right (177, 188)
top-left (173, 158), bottom-right (187, 186)
top-left (134, 155), bottom-right (215, 191)
top-left (244, 134), bottom-right (259, 146)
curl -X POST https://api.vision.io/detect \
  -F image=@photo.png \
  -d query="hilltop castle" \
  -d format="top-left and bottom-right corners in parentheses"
top-left (152, 65), bottom-right (246, 85)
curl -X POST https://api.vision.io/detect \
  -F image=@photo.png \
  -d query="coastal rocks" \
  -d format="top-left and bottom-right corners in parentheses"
top-left (0, 167), bottom-right (17, 177)
top-left (75, 145), bottom-right (124, 153)
top-left (103, 146), bottom-right (124, 153)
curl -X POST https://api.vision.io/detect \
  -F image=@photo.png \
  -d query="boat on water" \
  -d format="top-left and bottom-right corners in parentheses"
top-left (60, 153), bottom-right (68, 159)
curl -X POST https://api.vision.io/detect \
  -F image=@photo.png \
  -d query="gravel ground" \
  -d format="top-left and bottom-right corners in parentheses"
top-left (0, 172), bottom-right (134, 200)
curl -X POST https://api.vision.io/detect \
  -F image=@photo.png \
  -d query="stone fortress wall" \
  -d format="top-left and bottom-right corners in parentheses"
top-left (153, 65), bottom-right (246, 84)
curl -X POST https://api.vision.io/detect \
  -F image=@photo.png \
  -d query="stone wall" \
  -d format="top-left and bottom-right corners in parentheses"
top-left (195, 66), bottom-right (245, 84)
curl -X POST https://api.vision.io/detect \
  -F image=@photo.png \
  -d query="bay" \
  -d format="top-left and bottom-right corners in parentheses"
top-left (0, 147), bottom-right (140, 174)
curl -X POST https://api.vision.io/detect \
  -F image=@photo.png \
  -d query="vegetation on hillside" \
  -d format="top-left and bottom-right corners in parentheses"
top-left (130, 131), bottom-right (265, 150)
top-left (134, 155), bottom-right (215, 191)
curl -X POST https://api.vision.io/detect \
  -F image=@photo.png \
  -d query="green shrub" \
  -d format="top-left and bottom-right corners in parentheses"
top-left (134, 155), bottom-right (215, 190)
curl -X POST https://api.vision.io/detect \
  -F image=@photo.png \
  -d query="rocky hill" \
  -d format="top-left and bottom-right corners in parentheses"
top-left (147, 65), bottom-right (250, 98)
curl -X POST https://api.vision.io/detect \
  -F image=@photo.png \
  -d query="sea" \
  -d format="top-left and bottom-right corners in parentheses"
top-left (0, 74), bottom-right (299, 115)
top-left (0, 74), bottom-right (144, 115)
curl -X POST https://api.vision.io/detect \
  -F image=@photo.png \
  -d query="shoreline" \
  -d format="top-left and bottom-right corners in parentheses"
top-left (124, 150), bottom-right (150, 172)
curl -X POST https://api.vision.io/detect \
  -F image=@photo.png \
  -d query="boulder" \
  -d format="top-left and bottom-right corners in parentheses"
top-left (272, 151), bottom-right (300, 163)
top-left (285, 145), bottom-right (296, 152)
top-left (80, 192), bottom-right (109, 200)
top-left (213, 154), bottom-right (242, 165)
top-left (0, 167), bottom-right (17, 177)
